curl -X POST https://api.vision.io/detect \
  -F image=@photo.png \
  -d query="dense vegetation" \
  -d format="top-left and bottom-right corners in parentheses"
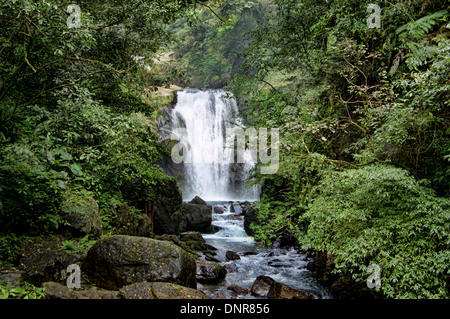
top-left (0, 0), bottom-right (198, 262)
top-left (1, 0), bottom-right (449, 299)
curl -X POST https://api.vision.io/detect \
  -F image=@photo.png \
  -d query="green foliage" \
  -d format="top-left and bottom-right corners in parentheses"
top-left (301, 165), bottom-right (450, 298)
top-left (0, 234), bottom-right (25, 266)
top-left (228, 0), bottom-right (450, 299)
top-left (0, 282), bottom-right (46, 299)
top-left (61, 235), bottom-right (95, 255)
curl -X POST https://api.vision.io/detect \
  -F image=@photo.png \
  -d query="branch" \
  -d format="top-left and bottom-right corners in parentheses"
top-left (199, 3), bottom-right (226, 23)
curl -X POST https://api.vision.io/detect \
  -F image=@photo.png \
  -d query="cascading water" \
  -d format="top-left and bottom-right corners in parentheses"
top-left (163, 89), bottom-right (260, 201)
top-left (160, 89), bottom-right (331, 299)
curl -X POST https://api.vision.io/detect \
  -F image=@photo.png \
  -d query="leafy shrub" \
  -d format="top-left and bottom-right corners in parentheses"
top-left (301, 165), bottom-right (450, 298)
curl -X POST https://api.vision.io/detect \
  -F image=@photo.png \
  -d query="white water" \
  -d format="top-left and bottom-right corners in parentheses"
top-left (168, 89), bottom-right (260, 201)
top-left (201, 202), bottom-right (333, 299)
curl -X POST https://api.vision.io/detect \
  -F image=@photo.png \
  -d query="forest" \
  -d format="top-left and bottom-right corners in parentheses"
top-left (0, 0), bottom-right (449, 300)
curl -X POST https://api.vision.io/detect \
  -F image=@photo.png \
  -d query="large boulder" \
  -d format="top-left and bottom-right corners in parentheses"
top-left (182, 203), bottom-right (212, 233)
top-left (119, 281), bottom-right (208, 299)
top-left (59, 190), bottom-right (102, 238)
top-left (84, 235), bottom-right (197, 290)
top-left (153, 178), bottom-right (186, 235)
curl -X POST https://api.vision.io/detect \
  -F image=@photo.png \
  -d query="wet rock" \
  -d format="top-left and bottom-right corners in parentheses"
top-left (196, 260), bottom-right (227, 284)
top-left (182, 203), bottom-right (212, 233)
top-left (227, 284), bottom-right (249, 295)
top-left (213, 206), bottom-right (226, 214)
top-left (267, 282), bottom-right (320, 299)
top-left (189, 196), bottom-right (208, 206)
top-left (224, 263), bottom-right (238, 273)
top-left (250, 275), bottom-right (276, 297)
top-left (243, 206), bottom-right (259, 236)
top-left (225, 250), bottom-right (240, 261)
top-left (84, 235), bottom-right (197, 290)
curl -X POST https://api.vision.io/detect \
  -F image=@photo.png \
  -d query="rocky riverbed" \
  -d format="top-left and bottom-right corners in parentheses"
top-left (0, 195), bottom-right (335, 299)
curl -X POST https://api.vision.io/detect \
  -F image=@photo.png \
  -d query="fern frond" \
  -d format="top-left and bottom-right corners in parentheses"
top-left (396, 10), bottom-right (448, 41)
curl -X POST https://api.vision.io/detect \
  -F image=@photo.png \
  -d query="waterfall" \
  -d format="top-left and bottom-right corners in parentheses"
top-left (161, 89), bottom-right (260, 201)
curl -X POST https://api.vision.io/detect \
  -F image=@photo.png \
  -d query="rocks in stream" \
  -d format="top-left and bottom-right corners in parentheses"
top-left (225, 250), bottom-right (240, 261)
top-left (84, 235), bottom-right (197, 290)
top-left (250, 275), bottom-right (320, 299)
top-left (182, 202), bottom-right (212, 233)
top-left (196, 260), bottom-right (227, 284)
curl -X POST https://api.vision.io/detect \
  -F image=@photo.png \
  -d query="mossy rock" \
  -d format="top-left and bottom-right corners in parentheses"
top-left (84, 235), bottom-right (197, 290)
top-left (119, 281), bottom-right (208, 299)
top-left (59, 190), bottom-right (102, 238)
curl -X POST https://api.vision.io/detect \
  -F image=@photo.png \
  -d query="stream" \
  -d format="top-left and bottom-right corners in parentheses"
top-left (200, 201), bottom-right (333, 299)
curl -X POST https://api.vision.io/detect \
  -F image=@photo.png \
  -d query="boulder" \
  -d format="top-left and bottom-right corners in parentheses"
top-left (225, 250), bottom-right (240, 261)
top-left (153, 178), bottom-right (185, 235)
top-left (119, 281), bottom-right (208, 299)
top-left (84, 235), bottom-right (197, 290)
top-left (250, 275), bottom-right (276, 297)
top-left (227, 284), bottom-right (249, 295)
top-left (43, 282), bottom-right (119, 299)
top-left (189, 196), bottom-right (207, 206)
top-left (243, 206), bottom-right (260, 237)
top-left (43, 281), bottom-right (74, 299)
top-left (196, 260), bottom-right (227, 284)
top-left (267, 282), bottom-right (320, 299)
top-left (180, 231), bottom-right (205, 243)
top-left (59, 190), bottom-right (102, 238)
top-left (0, 268), bottom-right (24, 288)
top-left (114, 203), bottom-right (152, 237)
top-left (19, 237), bottom-right (77, 286)
top-left (213, 206), bottom-right (226, 214)
top-left (182, 203), bottom-right (212, 233)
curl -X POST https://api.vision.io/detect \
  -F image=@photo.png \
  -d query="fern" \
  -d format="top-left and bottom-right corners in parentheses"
top-left (396, 10), bottom-right (448, 41)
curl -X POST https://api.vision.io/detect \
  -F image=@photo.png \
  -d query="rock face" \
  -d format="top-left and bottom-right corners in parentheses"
top-left (119, 281), bottom-right (208, 299)
top-left (153, 178), bottom-right (185, 235)
top-left (59, 190), bottom-right (102, 238)
top-left (84, 235), bottom-right (197, 290)
top-left (196, 260), bottom-right (227, 284)
top-left (182, 203), bottom-right (212, 233)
